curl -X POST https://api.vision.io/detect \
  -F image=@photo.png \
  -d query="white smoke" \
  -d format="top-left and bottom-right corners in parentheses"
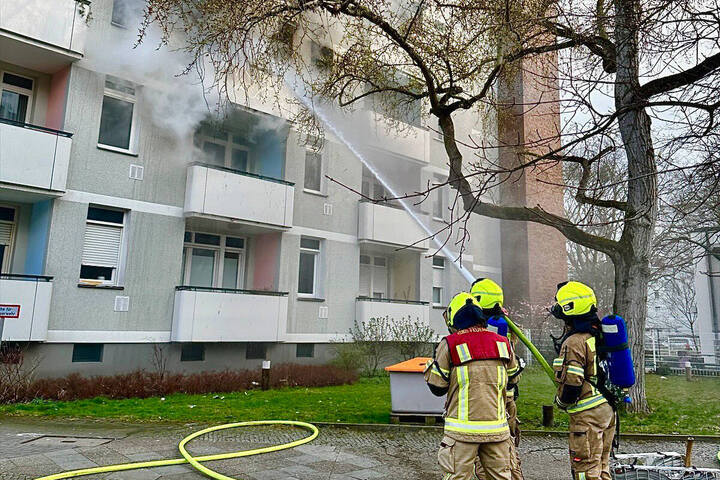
top-left (81, 0), bottom-right (221, 143)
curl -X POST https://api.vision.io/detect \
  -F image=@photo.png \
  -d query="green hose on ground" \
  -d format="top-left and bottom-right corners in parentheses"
top-left (35, 420), bottom-right (319, 480)
top-left (505, 316), bottom-right (556, 383)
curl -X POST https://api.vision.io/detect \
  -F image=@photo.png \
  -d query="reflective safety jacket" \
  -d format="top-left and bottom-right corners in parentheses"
top-left (553, 332), bottom-right (607, 414)
top-left (425, 327), bottom-right (517, 443)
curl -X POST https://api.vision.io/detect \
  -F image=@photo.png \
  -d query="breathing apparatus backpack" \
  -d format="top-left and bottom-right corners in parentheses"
top-left (599, 314), bottom-right (636, 391)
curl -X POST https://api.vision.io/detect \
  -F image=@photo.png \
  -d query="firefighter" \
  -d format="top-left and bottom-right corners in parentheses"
top-left (470, 278), bottom-right (525, 480)
top-left (550, 281), bottom-right (616, 480)
top-left (424, 292), bottom-right (517, 480)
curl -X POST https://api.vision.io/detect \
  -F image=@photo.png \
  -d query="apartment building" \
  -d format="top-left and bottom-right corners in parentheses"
top-left (696, 244), bottom-right (720, 364)
top-left (0, 0), bottom-right (564, 377)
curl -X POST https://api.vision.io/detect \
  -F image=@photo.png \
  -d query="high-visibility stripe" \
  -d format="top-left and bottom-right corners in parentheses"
top-left (553, 357), bottom-right (564, 367)
top-left (578, 472), bottom-right (586, 480)
top-left (497, 365), bottom-right (504, 420)
top-left (472, 290), bottom-right (502, 296)
top-left (431, 365), bottom-right (449, 380)
top-left (456, 343), bottom-right (472, 363)
top-left (497, 341), bottom-right (509, 359)
top-left (507, 365), bottom-right (519, 376)
top-left (561, 294), bottom-right (594, 303)
top-left (457, 366), bottom-right (469, 421)
top-left (586, 337), bottom-right (596, 352)
top-left (567, 393), bottom-right (607, 413)
top-left (567, 366), bottom-right (585, 378)
top-left (444, 418), bottom-right (510, 434)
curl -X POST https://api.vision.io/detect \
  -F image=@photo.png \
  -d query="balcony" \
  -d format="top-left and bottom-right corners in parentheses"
top-left (357, 201), bottom-right (429, 250)
top-left (0, 120), bottom-right (72, 195)
top-left (0, 0), bottom-right (88, 72)
top-left (172, 287), bottom-right (289, 342)
top-left (356, 297), bottom-right (430, 324)
top-left (363, 110), bottom-right (428, 162)
top-left (184, 164), bottom-right (294, 229)
top-left (0, 274), bottom-right (53, 341)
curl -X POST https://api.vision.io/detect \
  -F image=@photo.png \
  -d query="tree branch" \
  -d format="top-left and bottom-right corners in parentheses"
top-left (639, 50), bottom-right (720, 98)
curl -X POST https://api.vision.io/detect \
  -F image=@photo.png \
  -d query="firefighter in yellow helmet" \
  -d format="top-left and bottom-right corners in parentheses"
top-left (424, 292), bottom-right (517, 480)
top-left (550, 281), bottom-right (615, 480)
top-left (470, 278), bottom-right (524, 480)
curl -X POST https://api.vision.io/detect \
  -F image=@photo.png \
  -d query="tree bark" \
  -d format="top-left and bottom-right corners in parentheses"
top-left (612, 0), bottom-right (658, 413)
top-left (612, 254), bottom-right (651, 412)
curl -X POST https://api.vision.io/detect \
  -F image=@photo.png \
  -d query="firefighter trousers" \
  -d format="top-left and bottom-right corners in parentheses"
top-left (568, 402), bottom-right (616, 480)
top-left (438, 436), bottom-right (512, 480)
top-left (474, 399), bottom-right (523, 480)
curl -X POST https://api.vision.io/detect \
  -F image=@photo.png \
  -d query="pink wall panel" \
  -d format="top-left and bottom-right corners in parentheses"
top-left (46, 66), bottom-right (70, 130)
top-left (252, 233), bottom-right (280, 291)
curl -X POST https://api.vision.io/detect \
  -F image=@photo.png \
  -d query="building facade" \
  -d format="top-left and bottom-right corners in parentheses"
top-left (0, 0), bottom-right (564, 377)
top-left (695, 244), bottom-right (720, 365)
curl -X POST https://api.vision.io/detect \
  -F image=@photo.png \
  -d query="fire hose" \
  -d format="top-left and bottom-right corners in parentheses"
top-left (34, 420), bottom-right (318, 480)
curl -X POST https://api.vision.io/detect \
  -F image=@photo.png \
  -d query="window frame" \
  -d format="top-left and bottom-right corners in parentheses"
top-left (296, 343), bottom-right (315, 358)
top-left (79, 206), bottom-right (127, 286)
top-left (432, 175), bottom-right (446, 221)
top-left (432, 255), bottom-right (445, 307)
top-left (197, 130), bottom-right (254, 172)
top-left (98, 77), bottom-right (138, 154)
top-left (180, 343), bottom-right (205, 362)
top-left (0, 70), bottom-right (34, 123)
top-left (298, 237), bottom-right (321, 297)
top-left (432, 286), bottom-right (444, 307)
top-left (359, 254), bottom-right (389, 299)
top-left (0, 204), bottom-right (17, 274)
top-left (303, 149), bottom-right (324, 194)
top-left (181, 231), bottom-right (246, 289)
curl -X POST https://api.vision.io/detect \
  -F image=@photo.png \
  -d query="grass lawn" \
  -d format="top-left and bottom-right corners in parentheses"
top-left (1, 370), bottom-right (718, 435)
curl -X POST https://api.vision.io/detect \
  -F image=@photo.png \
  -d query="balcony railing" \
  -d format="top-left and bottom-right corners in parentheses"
top-left (357, 201), bottom-right (429, 250)
top-left (172, 286), bottom-right (289, 342)
top-left (356, 296), bottom-right (430, 324)
top-left (0, 118), bottom-right (72, 192)
top-left (0, 274), bottom-right (53, 341)
top-left (184, 163), bottom-right (294, 229)
top-left (0, 0), bottom-right (89, 55)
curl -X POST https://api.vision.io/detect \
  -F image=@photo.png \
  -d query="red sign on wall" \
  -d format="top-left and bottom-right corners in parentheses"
top-left (0, 305), bottom-right (20, 318)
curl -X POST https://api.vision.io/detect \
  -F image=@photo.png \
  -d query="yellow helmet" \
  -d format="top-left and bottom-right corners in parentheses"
top-left (470, 278), bottom-right (504, 310)
top-left (553, 281), bottom-right (597, 317)
top-left (445, 292), bottom-right (485, 330)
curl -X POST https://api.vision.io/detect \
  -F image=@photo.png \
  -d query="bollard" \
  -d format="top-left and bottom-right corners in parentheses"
top-left (684, 437), bottom-right (694, 467)
top-left (261, 360), bottom-right (271, 391)
top-left (542, 405), bottom-right (554, 427)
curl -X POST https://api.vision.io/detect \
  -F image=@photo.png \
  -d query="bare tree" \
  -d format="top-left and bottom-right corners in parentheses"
top-left (652, 269), bottom-right (700, 351)
top-left (142, 0), bottom-right (720, 411)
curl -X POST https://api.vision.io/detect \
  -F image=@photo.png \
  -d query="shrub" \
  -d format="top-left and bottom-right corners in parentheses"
top-left (3, 364), bottom-right (357, 404)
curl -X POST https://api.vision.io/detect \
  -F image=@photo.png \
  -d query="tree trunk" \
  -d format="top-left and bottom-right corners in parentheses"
top-left (613, 254), bottom-right (651, 412)
top-left (613, 0), bottom-right (659, 414)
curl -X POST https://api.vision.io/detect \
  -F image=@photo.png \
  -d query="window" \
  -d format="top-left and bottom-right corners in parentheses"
top-left (182, 232), bottom-right (245, 289)
top-left (432, 256), bottom-right (445, 306)
top-left (246, 343), bottom-right (267, 360)
top-left (0, 206), bottom-right (16, 274)
top-left (433, 287), bottom-right (443, 306)
top-left (298, 237), bottom-right (321, 296)
top-left (361, 166), bottom-right (389, 203)
top-left (72, 344), bottom-right (104, 362)
top-left (433, 176), bottom-right (446, 219)
top-left (181, 343), bottom-right (205, 362)
top-left (111, 0), bottom-right (141, 27)
top-left (359, 254), bottom-right (388, 299)
top-left (196, 128), bottom-right (252, 172)
top-left (80, 206), bottom-right (125, 285)
top-left (98, 76), bottom-right (137, 151)
top-left (0, 72), bottom-right (33, 123)
top-left (304, 150), bottom-right (322, 193)
top-left (310, 41), bottom-right (334, 71)
top-left (296, 343), bottom-right (315, 358)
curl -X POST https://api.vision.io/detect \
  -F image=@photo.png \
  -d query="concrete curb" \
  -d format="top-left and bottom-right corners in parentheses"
top-left (314, 422), bottom-right (720, 443)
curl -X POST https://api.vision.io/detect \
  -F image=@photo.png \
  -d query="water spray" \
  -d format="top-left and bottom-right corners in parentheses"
top-left (286, 80), bottom-right (555, 382)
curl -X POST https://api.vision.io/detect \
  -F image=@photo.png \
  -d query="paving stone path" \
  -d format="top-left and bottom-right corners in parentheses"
top-left (0, 418), bottom-right (717, 479)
